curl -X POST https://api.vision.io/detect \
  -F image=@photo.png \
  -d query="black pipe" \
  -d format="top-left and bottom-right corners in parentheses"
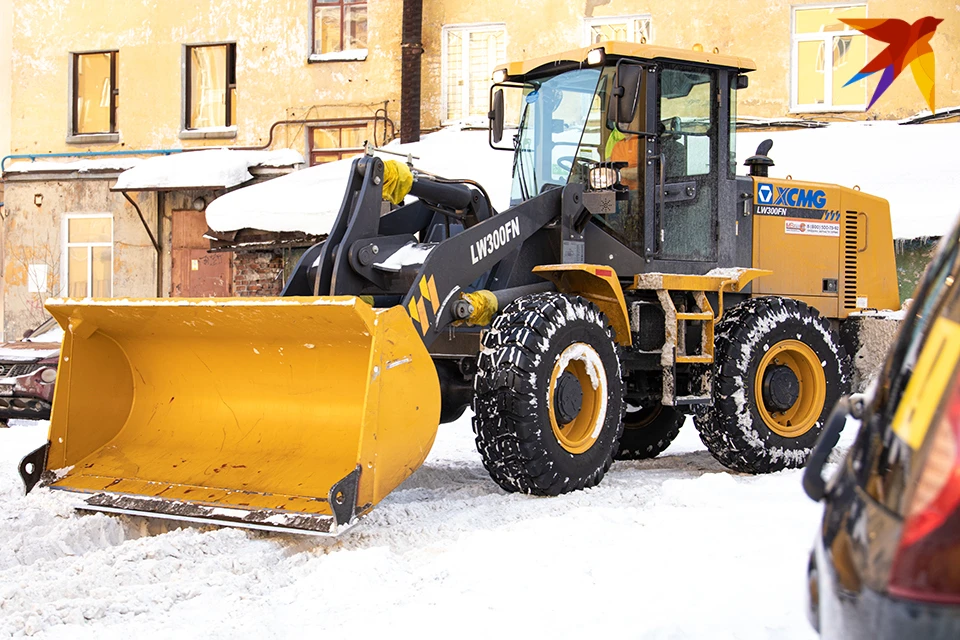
top-left (229, 116), bottom-right (398, 152)
top-left (409, 177), bottom-right (473, 210)
top-left (492, 281), bottom-right (556, 308)
top-left (400, 0), bottom-right (423, 143)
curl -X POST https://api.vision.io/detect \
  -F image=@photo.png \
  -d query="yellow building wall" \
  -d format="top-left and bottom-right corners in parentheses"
top-left (8, 0), bottom-right (960, 154)
top-left (419, 0), bottom-right (960, 128)
top-left (0, 0), bottom-right (10, 161)
top-left (10, 0), bottom-right (403, 155)
top-left (1, 175), bottom-right (158, 340)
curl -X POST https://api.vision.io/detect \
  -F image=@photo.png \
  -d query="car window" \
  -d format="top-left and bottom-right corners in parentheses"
top-left (862, 231), bottom-right (960, 513)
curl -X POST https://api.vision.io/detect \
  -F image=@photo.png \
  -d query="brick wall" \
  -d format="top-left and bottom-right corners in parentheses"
top-left (233, 251), bottom-right (285, 296)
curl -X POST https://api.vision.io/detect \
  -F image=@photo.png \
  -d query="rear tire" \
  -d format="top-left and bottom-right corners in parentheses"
top-left (473, 293), bottom-right (624, 495)
top-left (694, 296), bottom-right (848, 473)
top-left (615, 404), bottom-right (685, 460)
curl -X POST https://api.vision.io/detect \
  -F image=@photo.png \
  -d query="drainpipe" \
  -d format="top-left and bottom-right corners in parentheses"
top-left (400, 0), bottom-right (424, 143)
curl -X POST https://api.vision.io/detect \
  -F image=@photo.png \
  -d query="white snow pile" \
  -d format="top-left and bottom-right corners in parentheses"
top-left (205, 125), bottom-right (513, 235)
top-left (0, 346), bottom-right (59, 362)
top-left (0, 415), bottom-right (861, 639)
top-left (26, 326), bottom-right (65, 344)
top-left (205, 157), bottom-right (356, 236)
top-left (4, 158), bottom-right (142, 173)
top-left (206, 121), bottom-right (959, 241)
top-left (736, 121), bottom-right (960, 239)
top-left (113, 149), bottom-right (303, 191)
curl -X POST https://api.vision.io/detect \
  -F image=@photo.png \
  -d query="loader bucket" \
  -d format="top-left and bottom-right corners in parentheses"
top-left (34, 297), bottom-right (440, 535)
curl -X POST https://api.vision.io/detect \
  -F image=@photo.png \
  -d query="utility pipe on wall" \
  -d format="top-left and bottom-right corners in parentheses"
top-left (400, 0), bottom-right (424, 143)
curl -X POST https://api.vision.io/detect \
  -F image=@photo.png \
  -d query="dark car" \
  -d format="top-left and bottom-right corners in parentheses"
top-left (0, 317), bottom-right (61, 427)
top-left (803, 219), bottom-right (960, 638)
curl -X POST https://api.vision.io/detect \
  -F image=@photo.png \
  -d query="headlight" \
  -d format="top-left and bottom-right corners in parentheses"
top-left (586, 48), bottom-right (605, 66)
top-left (39, 368), bottom-right (57, 384)
top-left (589, 166), bottom-right (619, 190)
top-left (492, 69), bottom-right (507, 83)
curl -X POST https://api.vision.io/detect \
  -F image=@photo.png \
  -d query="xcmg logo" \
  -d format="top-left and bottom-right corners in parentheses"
top-left (757, 183), bottom-right (827, 209)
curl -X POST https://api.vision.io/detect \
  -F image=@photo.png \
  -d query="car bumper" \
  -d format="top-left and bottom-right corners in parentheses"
top-left (809, 536), bottom-right (960, 639)
top-left (0, 396), bottom-right (52, 420)
top-left (0, 370), bottom-right (55, 421)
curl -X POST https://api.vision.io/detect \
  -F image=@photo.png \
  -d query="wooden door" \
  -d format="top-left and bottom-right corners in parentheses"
top-left (171, 210), bottom-right (232, 297)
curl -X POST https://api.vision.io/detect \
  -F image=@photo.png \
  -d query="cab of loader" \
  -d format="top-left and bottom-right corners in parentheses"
top-left (490, 42), bottom-right (754, 272)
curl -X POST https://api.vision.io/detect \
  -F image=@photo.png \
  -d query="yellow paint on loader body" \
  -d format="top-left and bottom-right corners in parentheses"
top-left (532, 264), bottom-right (632, 346)
top-left (42, 297), bottom-right (441, 535)
top-left (750, 177), bottom-right (899, 320)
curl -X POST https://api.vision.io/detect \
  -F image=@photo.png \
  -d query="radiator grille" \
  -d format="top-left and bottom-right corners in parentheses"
top-left (0, 363), bottom-right (42, 378)
top-left (843, 210), bottom-right (859, 309)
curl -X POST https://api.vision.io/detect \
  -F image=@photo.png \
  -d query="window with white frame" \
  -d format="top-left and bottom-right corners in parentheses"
top-left (791, 4), bottom-right (868, 111)
top-left (311, 0), bottom-right (367, 61)
top-left (64, 215), bottom-right (113, 298)
top-left (443, 24), bottom-right (506, 122)
top-left (583, 14), bottom-right (652, 46)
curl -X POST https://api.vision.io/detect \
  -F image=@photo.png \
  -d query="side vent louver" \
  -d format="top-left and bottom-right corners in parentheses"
top-left (843, 210), bottom-right (859, 309)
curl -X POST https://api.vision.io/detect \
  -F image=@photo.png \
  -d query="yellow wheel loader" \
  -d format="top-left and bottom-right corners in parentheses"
top-left (19, 42), bottom-right (900, 535)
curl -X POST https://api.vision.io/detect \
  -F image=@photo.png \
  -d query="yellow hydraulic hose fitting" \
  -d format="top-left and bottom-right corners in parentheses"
top-left (453, 290), bottom-right (499, 326)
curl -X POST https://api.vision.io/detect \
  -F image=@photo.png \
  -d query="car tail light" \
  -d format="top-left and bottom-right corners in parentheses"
top-left (888, 372), bottom-right (960, 604)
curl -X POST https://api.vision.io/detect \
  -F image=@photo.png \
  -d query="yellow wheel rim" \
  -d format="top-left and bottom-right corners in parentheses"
top-left (548, 343), bottom-right (608, 454)
top-left (754, 339), bottom-right (826, 438)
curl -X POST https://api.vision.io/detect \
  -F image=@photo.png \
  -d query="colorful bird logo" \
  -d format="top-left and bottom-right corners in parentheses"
top-left (841, 16), bottom-right (944, 112)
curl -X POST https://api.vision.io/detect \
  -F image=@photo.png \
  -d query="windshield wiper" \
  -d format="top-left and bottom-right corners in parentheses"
top-left (514, 104), bottom-right (532, 200)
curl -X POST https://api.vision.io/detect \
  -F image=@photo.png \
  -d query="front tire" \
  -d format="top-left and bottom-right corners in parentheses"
top-left (694, 296), bottom-right (848, 473)
top-left (473, 293), bottom-right (624, 495)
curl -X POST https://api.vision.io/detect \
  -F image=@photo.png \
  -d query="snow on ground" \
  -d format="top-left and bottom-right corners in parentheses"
top-left (207, 121), bottom-right (960, 240)
top-left (0, 416), bottom-right (860, 639)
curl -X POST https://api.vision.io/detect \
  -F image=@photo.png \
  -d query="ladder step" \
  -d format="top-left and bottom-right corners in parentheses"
top-left (675, 355), bottom-right (714, 364)
top-left (676, 312), bottom-right (713, 321)
top-left (674, 395), bottom-right (713, 406)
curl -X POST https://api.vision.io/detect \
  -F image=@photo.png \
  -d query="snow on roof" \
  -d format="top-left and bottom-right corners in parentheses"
top-left (5, 157), bottom-right (143, 173)
top-left (113, 148), bottom-right (303, 191)
top-left (205, 125), bottom-right (513, 236)
top-left (206, 157), bottom-right (355, 235)
top-left (207, 121), bottom-right (960, 240)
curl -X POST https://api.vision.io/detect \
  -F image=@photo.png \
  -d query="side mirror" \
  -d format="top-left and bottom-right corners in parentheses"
top-left (608, 63), bottom-right (642, 128)
top-left (489, 89), bottom-right (505, 144)
top-left (736, 74), bottom-right (749, 90)
top-left (802, 397), bottom-right (851, 502)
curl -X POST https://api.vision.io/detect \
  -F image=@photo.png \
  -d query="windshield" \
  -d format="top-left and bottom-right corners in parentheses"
top-left (511, 68), bottom-right (604, 203)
